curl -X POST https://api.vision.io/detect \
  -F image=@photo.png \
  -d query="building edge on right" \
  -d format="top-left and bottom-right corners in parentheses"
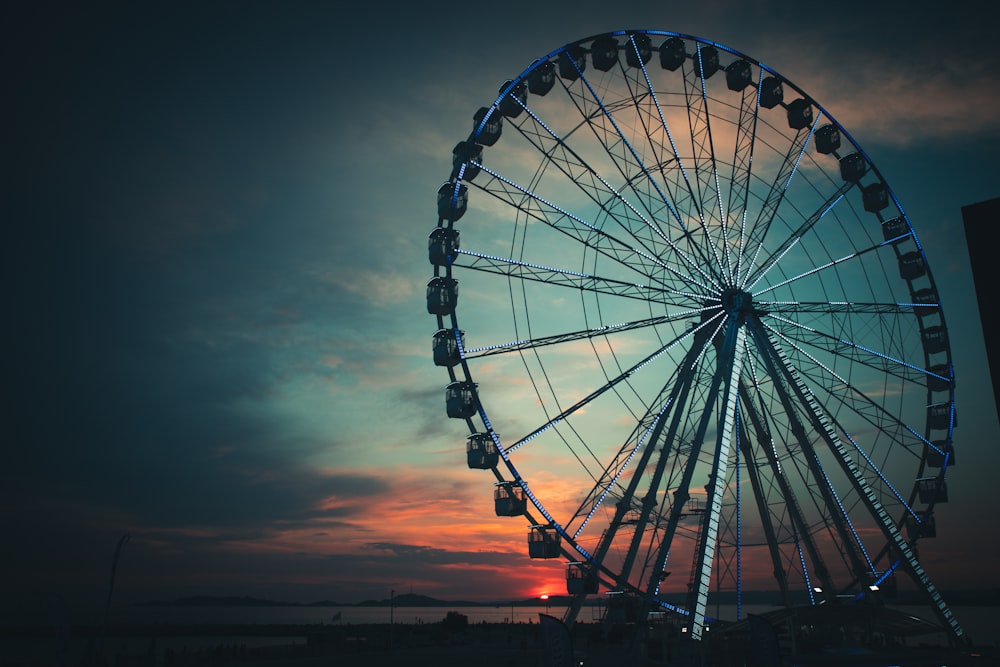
top-left (960, 196), bottom-right (1000, 431)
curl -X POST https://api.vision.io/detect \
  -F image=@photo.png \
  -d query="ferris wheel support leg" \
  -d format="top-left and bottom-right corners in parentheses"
top-left (760, 328), bottom-right (966, 644)
top-left (687, 325), bottom-right (747, 641)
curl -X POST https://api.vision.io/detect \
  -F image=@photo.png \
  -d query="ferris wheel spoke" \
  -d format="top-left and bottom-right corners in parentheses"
top-left (799, 439), bottom-right (880, 577)
top-left (738, 116), bottom-right (818, 287)
top-left (736, 376), bottom-right (835, 602)
top-left (567, 414), bottom-right (667, 538)
top-left (560, 54), bottom-right (683, 232)
top-left (763, 323), bottom-right (938, 456)
top-left (724, 69), bottom-right (766, 287)
top-left (463, 309), bottom-right (705, 360)
top-left (763, 311), bottom-right (945, 387)
top-left (566, 357), bottom-right (691, 539)
top-left (615, 40), bottom-right (725, 278)
top-left (470, 162), bottom-right (664, 283)
top-left (453, 248), bottom-right (701, 305)
top-left (756, 330), bottom-right (907, 532)
top-left (761, 300), bottom-right (933, 316)
top-left (673, 43), bottom-right (731, 286)
top-left (750, 237), bottom-right (892, 299)
top-left (745, 320), bottom-right (873, 584)
top-left (738, 345), bottom-right (835, 603)
top-left (503, 314), bottom-right (722, 456)
top-left (559, 49), bottom-right (728, 286)
top-left (837, 427), bottom-right (922, 525)
top-left (471, 162), bottom-right (714, 295)
top-left (504, 100), bottom-right (715, 288)
top-left (743, 179), bottom-right (854, 291)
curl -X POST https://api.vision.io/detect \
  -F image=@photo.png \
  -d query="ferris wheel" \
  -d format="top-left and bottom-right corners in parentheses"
top-left (426, 30), bottom-right (962, 642)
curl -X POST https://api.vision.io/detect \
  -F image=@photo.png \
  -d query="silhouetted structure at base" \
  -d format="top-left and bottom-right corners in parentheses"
top-left (706, 604), bottom-right (995, 667)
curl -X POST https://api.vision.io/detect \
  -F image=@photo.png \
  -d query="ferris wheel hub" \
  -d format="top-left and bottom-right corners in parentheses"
top-left (719, 287), bottom-right (754, 317)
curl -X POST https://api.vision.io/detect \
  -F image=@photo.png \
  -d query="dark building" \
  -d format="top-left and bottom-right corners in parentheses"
top-left (960, 197), bottom-right (1000, 429)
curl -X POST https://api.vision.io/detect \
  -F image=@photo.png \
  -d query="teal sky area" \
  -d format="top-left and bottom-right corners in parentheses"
top-left (4, 0), bottom-right (999, 623)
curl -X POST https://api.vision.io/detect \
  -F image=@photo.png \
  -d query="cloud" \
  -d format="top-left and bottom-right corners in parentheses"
top-left (305, 264), bottom-right (418, 309)
top-left (366, 542), bottom-right (446, 557)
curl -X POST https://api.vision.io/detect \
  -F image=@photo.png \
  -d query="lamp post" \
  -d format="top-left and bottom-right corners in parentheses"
top-left (390, 589), bottom-right (395, 648)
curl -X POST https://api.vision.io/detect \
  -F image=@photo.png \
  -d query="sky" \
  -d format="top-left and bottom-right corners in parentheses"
top-left (5, 0), bottom-right (1000, 624)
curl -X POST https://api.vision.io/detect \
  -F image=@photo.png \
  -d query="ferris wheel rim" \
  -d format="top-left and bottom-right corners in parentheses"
top-left (428, 28), bottom-right (959, 640)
